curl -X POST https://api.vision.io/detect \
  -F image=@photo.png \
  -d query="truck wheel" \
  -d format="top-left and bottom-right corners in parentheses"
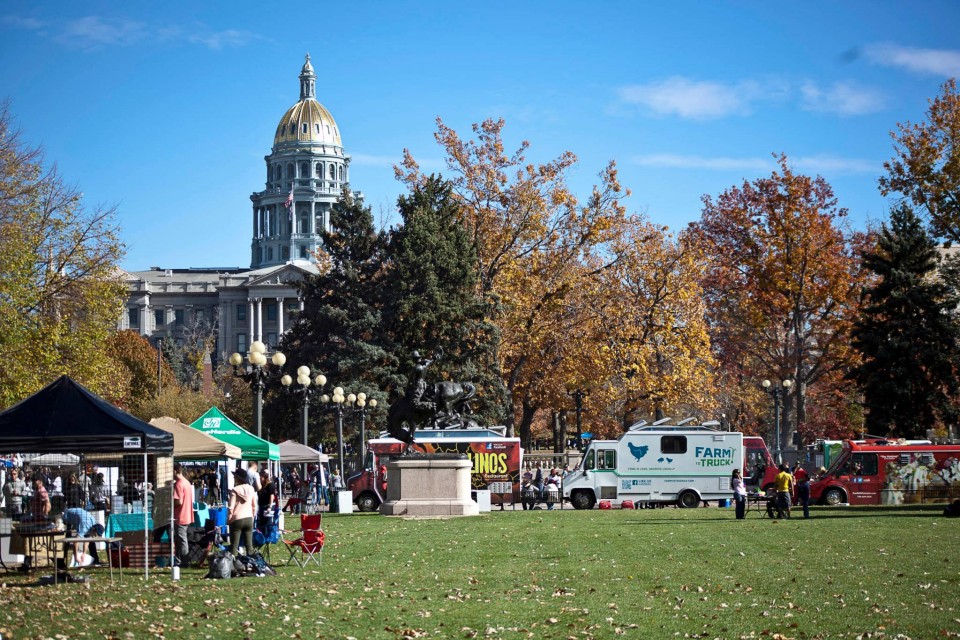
top-left (570, 490), bottom-right (596, 510)
top-left (677, 491), bottom-right (700, 509)
top-left (356, 493), bottom-right (380, 512)
top-left (823, 487), bottom-right (845, 506)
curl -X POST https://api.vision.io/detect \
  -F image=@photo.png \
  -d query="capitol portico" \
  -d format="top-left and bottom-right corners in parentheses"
top-left (118, 56), bottom-right (349, 362)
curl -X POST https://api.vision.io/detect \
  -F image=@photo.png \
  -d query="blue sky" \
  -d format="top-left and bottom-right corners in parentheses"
top-left (1, 2), bottom-right (958, 271)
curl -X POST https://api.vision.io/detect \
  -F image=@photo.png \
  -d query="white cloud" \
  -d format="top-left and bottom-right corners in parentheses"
top-left (1, 16), bottom-right (45, 30)
top-left (632, 154), bottom-right (771, 171)
top-left (792, 154), bottom-right (878, 175)
top-left (800, 81), bottom-right (885, 115)
top-left (187, 28), bottom-right (260, 51)
top-left (1, 14), bottom-right (260, 51)
top-left (632, 153), bottom-right (878, 176)
top-left (861, 42), bottom-right (960, 77)
top-left (58, 16), bottom-right (149, 48)
top-left (617, 77), bottom-right (766, 120)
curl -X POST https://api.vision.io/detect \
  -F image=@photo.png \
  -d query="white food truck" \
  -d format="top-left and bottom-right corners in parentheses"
top-left (563, 420), bottom-right (744, 509)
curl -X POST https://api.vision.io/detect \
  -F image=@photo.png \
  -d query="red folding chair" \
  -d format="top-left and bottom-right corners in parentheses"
top-left (282, 513), bottom-right (324, 568)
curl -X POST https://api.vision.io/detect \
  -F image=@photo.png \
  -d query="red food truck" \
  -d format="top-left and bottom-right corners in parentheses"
top-left (809, 439), bottom-right (960, 505)
top-left (347, 428), bottom-right (523, 511)
top-left (743, 436), bottom-right (779, 490)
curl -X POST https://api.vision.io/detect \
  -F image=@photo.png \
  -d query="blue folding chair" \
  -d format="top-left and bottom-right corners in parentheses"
top-left (253, 505), bottom-right (281, 563)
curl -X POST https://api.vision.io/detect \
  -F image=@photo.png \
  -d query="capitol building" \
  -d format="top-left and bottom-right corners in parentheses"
top-left (118, 56), bottom-right (348, 362)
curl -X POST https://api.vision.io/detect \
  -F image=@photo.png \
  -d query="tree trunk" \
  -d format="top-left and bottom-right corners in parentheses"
top-left (553, 411), bottom-right (566, 453)
top-left (518, 395), bottom-right (537, 450)
top-left (503, 356), bottom-right (526, 439)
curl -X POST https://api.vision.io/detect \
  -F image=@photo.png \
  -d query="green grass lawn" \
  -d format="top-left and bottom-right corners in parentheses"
top-left (1, 505), bottom-right (958, 639)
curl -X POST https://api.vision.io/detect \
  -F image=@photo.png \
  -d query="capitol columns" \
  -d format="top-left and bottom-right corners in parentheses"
top-left (277, 296), bottom-right (285, 336)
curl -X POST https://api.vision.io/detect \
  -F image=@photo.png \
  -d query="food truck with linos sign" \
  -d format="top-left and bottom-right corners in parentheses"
top-left (809, 439), bottom-right (960, 506)
top-left (347, 427), bottom-right (523, 511)
top-left (562, 420), bottom-right (744, 509)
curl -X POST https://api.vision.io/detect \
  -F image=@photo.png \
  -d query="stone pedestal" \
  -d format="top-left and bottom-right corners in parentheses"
top-left (379, 456), bottom-right (480, 517)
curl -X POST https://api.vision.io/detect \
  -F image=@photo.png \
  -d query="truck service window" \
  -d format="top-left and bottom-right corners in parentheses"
top-left (661, 436), bottom-right (687, 454)
top-left (851, 453), bottom-right (878, 476)
top-left (599, 450), bottom-right (616, 470)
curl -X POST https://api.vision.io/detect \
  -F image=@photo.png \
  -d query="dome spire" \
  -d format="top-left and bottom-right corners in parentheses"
top-left (299, 53), bottom-right (316, 100)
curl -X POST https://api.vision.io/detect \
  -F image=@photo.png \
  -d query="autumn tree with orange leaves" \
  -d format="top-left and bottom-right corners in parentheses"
top-left (593, 224), bottom-right (716, 430)
top-left (689, 155), bottom-right (869, 454)
top-left (397, 118), bottom-right (632, 444)
top-left (880, 79), bottom-right (960, 243)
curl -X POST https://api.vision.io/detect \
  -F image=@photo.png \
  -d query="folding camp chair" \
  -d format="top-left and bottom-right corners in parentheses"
top-left (282, 513), bottom-right (324, 568)
top-left (253, 505), bottom-right (281, 563)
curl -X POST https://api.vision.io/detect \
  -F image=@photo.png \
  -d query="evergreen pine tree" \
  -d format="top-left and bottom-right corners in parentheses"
top-left (270, 189), bottom-right (397, 443)
top-left (384, 176), bottom-right (507, 425)
top-left (851, 202), bottom-right (960, 436)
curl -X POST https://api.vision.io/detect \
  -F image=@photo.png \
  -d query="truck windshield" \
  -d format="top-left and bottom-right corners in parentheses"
top-left (582, 448), bottom-right (595, 471)
top-left (824, 451), bottom-right (849, 476)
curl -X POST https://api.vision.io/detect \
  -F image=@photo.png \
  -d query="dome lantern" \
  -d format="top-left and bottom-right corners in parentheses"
top-left (299, 53), bottom-right (316, 101)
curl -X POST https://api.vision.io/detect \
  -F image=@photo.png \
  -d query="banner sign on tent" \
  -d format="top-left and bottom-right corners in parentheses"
top-left (202, 417), bottom-right (241, 435)
top-left (123, 437), bottom-right (142, 449)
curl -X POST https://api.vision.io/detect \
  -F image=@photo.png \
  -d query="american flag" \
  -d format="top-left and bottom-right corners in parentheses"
top-left (284, 183), bottom-right (294, 212)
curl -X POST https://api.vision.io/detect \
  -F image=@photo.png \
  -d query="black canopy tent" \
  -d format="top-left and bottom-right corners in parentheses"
top-left (0, 376), bottom-right (173, 454)
top-left (0, 376), bottom-right (173, 578)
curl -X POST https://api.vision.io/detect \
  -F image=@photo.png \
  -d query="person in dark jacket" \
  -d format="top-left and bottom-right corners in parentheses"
top-left (796, 474), bottom-right (811, 519)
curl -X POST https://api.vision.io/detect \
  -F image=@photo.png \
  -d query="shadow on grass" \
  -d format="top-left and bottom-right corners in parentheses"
top-left (618, 504), bottom-right (945, 524)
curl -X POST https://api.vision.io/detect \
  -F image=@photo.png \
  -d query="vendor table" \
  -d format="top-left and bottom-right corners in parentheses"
top-left (746, 494), bottom-right (771, 517)
top-left (11, 526), bottom-right (63, 570)
top-left (106, 513), bottom-right (153, 537)
top-left (55, 536), bottom-right (122, 584)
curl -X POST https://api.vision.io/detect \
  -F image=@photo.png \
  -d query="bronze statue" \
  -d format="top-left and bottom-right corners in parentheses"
top-left (387, 350), bottom-right (477, 451)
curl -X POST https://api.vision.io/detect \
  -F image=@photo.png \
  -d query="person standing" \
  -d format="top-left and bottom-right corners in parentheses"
top-left (796, 474), bottom-right (811, 519)
top-left (228, 468), bottom-right (257, 556)
top-left (29, 477), bottom-right (50, 521)
top-left (171, 464), bottom-right (195, 566)
top-left (246, 461), bottom-right (262, 491)
top-left (731, 468), bottom-right (747, 519)
top-left (312, 465), bottom-right (327, 507)
top-left (89, 473), bottom-right (108, 512)
top-left (64, 473), bottom-right (85, 509)
top-left (774, 464), bottom-right (794, 519)
top-left (257, 470), bottom-right (278, 528)
top-left (3, 468), bottom-right (26, 518)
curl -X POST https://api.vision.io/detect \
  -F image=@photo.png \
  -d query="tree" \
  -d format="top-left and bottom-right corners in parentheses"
top-left (594, 224), bottom-right (716, 429)
top-left (0, 104), bottom-right (127, 408)
top-left (880, 79), bottom-right (960, 243)
top-left (165, 309), bottom-right (219, 390)
top-left (276, 188), bottom-right (394, 441)
top-left (689, 155), bottom-right (867, 452)
top-left (106, 330), bottom-right (177, 411)
top-left (384, 175), bottom-right (507, 423)
top-left (397, 119), bottom-right (630, 440)
top-left (850, 203), bottom-right (960, 437)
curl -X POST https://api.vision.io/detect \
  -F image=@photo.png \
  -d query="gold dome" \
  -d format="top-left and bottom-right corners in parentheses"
top-left (273, 54), bottom-right (342, 149)
top-left (273, 100), bottom-right (342, 148)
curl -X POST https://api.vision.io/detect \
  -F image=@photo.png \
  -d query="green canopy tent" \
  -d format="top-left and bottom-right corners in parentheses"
top-left (189, 407), bottom-right (279, 461)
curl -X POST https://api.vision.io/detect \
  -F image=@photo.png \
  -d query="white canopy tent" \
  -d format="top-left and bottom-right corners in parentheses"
top-left (148, 417), bottom-right (242, 460)
top-left (278, 440), bottom-right (329, 464)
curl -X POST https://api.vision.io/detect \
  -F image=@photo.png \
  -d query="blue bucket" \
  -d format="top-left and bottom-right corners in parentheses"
top-left (718, 498), bottom-right (730, 508)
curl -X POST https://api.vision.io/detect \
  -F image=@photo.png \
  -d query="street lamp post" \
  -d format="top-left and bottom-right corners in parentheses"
top-left (762, 378), bottom-right (793, 464)
top-left (281, 367), bottom-right (327, 448)
top-left (568, 388), bottom-right (588, 451)
top-left (345, 393), bottom-right (378, 466)
top-left (281, 367), bottom-right (327, 480)
top-left (229, 340), bottom-right (286, 439)
top-left (318, 387), bottom-right (347, 476)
